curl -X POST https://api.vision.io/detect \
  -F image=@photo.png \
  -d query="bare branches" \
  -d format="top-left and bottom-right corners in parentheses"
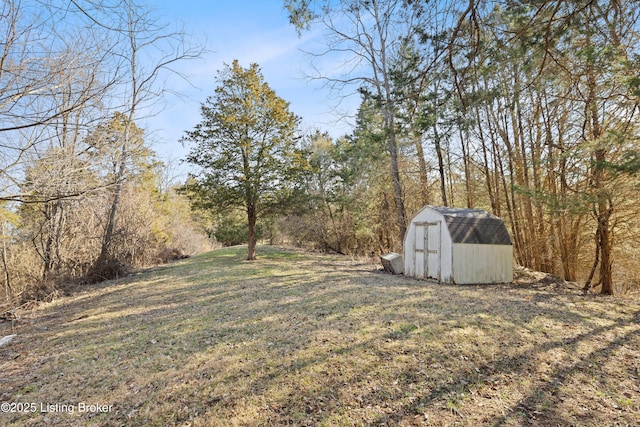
top-left (0, 181), bottom-right (120, 204)
top-left (0, 0), bottom-right (202, 202)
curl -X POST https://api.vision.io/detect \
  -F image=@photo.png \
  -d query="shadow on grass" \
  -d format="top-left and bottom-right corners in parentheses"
top-left (2, 245), bottom-right (639, 426)
top-left (365, 309), bottom-right (640, 426)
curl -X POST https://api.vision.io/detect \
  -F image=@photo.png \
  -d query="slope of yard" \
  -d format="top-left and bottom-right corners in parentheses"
top-left (1, 246), bottom-right (638, 426)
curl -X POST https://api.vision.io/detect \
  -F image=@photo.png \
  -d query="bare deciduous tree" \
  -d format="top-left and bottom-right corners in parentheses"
top-left (285, 0), bottom-right (432, 247)
top-left (88, 0), bottom-right (202, 277)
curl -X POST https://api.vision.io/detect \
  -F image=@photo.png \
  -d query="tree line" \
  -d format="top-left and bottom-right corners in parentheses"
top-left (0, 0), bottom-right (211, 314)
top-left (181, 0), bottom-right (640, 296)
top-left (273, 0), bottom-right (640, 295)
top-left (2, 0), bottom-right (639, 311)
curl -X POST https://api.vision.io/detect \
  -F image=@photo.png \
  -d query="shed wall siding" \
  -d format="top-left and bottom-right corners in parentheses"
top-left (451, 244), bottom-right (513, 284)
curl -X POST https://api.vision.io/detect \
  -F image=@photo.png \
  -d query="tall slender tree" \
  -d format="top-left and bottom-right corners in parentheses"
top-left (92, 1), bottom-right (201, 277)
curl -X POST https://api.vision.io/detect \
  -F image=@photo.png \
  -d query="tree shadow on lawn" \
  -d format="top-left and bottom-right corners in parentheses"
top-left (363, 307), bottom-right (640, 427)
top-left (166, 269), bottom-right (640, 426)
top-left (2, 247), bottom-right (639, 426)
top-left (224, 275), bottom-right (640, 426)
top-left (0, 248), bottom-right (355, 424)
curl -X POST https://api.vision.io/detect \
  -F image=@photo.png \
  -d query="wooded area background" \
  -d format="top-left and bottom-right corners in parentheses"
top-left (280, 0), bottom-right (640, 296)
top-left (0, 0), bottom-right (212, 313)
top-left (1, 0), bottom-right (639, 315)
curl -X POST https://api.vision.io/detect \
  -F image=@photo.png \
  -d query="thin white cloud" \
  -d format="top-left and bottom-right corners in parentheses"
top-left (145, 1), bottom-right (359, 171)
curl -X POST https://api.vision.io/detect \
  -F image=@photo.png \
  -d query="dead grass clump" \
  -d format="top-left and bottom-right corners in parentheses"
top-left (85, 257), bottom-right (130, 283)
top-left (156, 248), bottom-right (190, 264)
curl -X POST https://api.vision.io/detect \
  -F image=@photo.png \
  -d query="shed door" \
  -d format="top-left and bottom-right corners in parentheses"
top-left (413, 221), bottom-right (441, 281)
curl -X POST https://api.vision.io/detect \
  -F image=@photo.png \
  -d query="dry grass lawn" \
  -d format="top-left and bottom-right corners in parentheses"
top-left (1, 245), bottom-right (639, 426)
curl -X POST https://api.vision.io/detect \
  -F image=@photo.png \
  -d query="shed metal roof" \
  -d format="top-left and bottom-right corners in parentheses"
top-left (429, 206), bottom-right (512, 245)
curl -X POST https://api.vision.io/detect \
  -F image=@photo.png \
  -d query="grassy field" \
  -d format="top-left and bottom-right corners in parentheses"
top-left (1, 245), bottom-right (639, 426)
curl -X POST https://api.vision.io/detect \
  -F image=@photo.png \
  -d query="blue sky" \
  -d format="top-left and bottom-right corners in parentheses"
top-left (143, 0), bottom-right (359, 177)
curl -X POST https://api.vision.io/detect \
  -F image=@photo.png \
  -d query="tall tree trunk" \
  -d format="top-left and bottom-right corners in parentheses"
top-left (376, 5), bottom-right (406, 246)
top-left (511, 77), bottom-right (539, 271)
top-left (594, 148), bottom-right (614, 295)
top-left (430, 79), bottom-right (448, 207)
top-left (433, 124), bottom-right (448, 207)
top-left (94, 12), bottom-right (139, 278)
top-left (415, 137), bottom-right (430, 205)
top-left (459, 127), bottom-right (473, 208)
top-left (40, 200), bottom-right (65, 281)
top-left (477, 105), bottom-right (497, 215)
top-left (95, 146), bottom-right (127, 274)
top-left (247, 205), bottom-right (257, 261)
top-left (2, 222), bottom-right (12, 305)
top-left (386, 115), bottom-right (407, 245)
top-left (584, 17), bottom-right (614, 294)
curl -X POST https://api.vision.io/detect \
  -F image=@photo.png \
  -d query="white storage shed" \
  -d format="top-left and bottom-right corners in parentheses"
top-left (404, 206), bottom-right (513, 284)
